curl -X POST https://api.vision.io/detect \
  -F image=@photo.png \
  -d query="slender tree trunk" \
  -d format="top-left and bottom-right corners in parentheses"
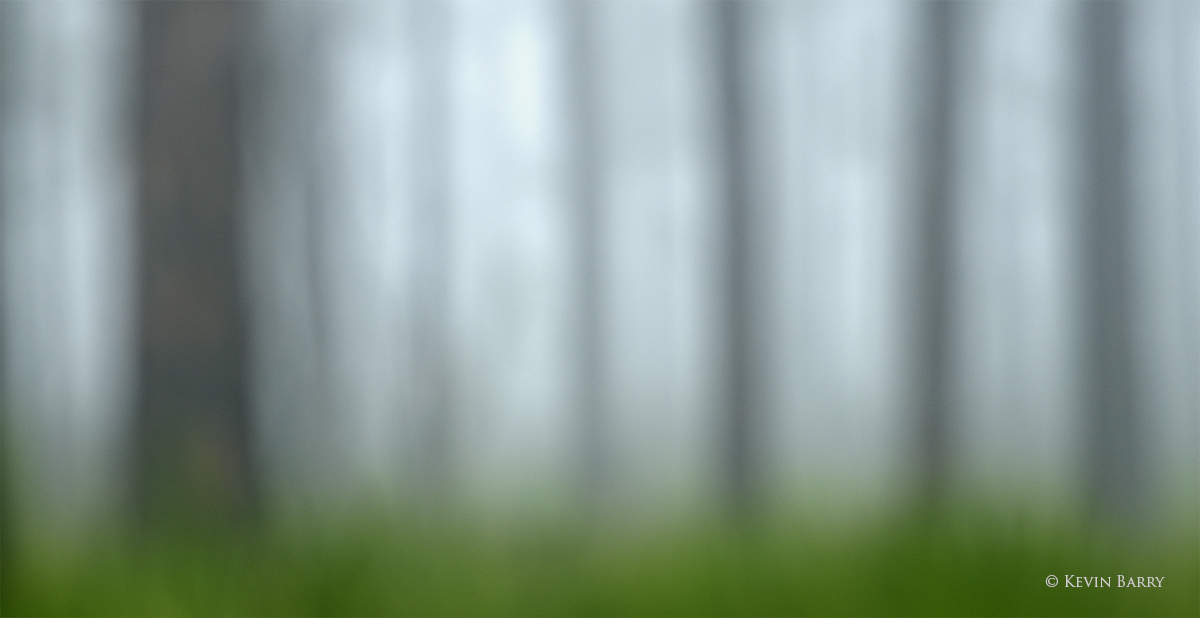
top-left (717, 0), bottom-right (754, 519)
top-left (564, 0), bottom-right (606, 514)
top-left (913, 0), bottom-right (959, 511)
top-left (409, 1), bottom-right (453, 507)
top-left (0, 0), bottom-right (12, 583)
top-left (1172, 0), bottom-right (1200, 509)
top-left (302, 38), bottom-right (332, 499)
top-left (133, 0), bottom-right (255, 531)
top-left (1079, 0), bottom-right (1139, 525)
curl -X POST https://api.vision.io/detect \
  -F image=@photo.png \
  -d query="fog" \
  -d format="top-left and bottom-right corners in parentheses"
top-left (2, 0), bottom-right (1197, 538)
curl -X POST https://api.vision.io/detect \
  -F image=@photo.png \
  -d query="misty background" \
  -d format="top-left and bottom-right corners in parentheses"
top-left (1, 0), bottom-right (1197, 542)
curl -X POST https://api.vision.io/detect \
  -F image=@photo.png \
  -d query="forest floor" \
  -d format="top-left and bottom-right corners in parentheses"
top-left (1, 499), bottom-right (1196, 616)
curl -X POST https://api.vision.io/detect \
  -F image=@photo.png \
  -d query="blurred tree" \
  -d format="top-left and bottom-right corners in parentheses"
top-left (913, 0), bottom-right (960, 511)
top-left (1080, 0), bottom-right (1140, 525)
top-left (132, 1), bottom-right (256, 531)
top-left (718, 0), bottom-right (754, 520)
top-left (0, 1), bottom-right (10, 579)
top-left (564, 0), bottom-right (606, 514)
top-left (1175, 0), bottom-right (1200, 502)
top-left (409, 1), bottom-right (454, 508)
top-left (301, 16), bottom-right (331, 505)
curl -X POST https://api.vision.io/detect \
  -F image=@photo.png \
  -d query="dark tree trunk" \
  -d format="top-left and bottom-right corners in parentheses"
top-left (302, 21), bottom-right (333, 500)
top-left (1079, 0), bottom-right (1140, 525)
top-left (0, 1), bottom-right (11, 576)
top-left (913, 0), bottom-right (959, 511)
top-left (133, 1), bottom-right (255, 531)
top-left (717, 0), bottom-right (754, 519)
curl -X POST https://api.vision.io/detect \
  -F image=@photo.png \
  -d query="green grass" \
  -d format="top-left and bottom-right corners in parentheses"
top-left (2, 501), bottom-right (1196, 616)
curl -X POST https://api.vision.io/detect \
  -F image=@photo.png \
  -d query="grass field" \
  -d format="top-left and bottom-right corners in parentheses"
top-left (2, 499), bottom-right (1196, 616)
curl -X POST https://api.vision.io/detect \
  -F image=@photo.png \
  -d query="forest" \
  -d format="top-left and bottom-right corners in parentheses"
top-left (1, 1), bottom-right (1197, 615)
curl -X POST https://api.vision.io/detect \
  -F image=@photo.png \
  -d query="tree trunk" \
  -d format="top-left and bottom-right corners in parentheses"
top-left (0, 0), bottom-right (11, 575)
top-left (133, 0), bottom-right (255, 531)
top-left (717, 0), bottom-right (754, 519)
top-left (564, 0), bottom-right (606, 514)
top-left (1080, 0), bottom-right (1139, 525)
top-left (913, 0), bottom-right (959, 511)
top-left (409, 1), bottom-right (454, 508)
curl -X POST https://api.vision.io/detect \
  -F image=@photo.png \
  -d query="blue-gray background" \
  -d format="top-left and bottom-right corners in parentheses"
top-left (2, 0), bottom-right (1196, 536)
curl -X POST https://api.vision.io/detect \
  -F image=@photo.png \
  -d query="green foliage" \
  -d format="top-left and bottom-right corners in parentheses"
top-left (2, 503), bottom-right (1196, 616)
